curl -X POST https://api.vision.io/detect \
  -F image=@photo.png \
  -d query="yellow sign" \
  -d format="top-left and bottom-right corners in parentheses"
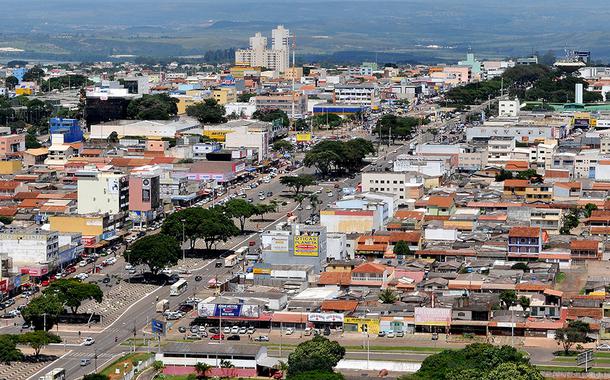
top-left (344, 317), bottom-right (380, 334)
top-left (296, 133), bottom-right (312, 142)
top-left (203, 130), bottom-right (229, 142)
top-left (253, 268), bottom-right (272, 275)
top-left (294, 235), bottom-right (319, 256)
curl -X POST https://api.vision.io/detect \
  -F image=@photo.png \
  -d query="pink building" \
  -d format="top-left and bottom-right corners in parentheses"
top-left (129, 165), bottom-right (163, 225)
top-left (146, 140), bottom-right (169, 152)
top-left (0, 134), bottom-right (25, 157)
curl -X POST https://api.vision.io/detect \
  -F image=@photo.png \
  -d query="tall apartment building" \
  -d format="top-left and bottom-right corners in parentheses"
top-left (235, 25), bottom-right (290, 73)
top-left (76, 168), bottom-right (129, 215)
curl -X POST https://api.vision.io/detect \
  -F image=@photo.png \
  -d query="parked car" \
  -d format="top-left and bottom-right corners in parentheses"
top-left (378, 331), bottom-right (386, 337)
top-left (231, 326), bottom-right (240, 334)
top-left (210, 334), bottom-right (225, 340)
top-left (431, 332), bottom-right (439, 341)
top-left (285, 327), bottom-right (294, 335)
top-left (208, 327), bottom-right (220, 334)
top-left (227, 335), bottom-right (240, 341)
top-left (185, 333), bottom-right (202, 340)
top-left (223, 326), bottom-right (231, 334)
top-left (396, 331), bottom-right (404, 338)
top-left (195, 276), bottom-right (202, 282)
top-left (597, 344), bottom-right (610, 351)
top-left (386, 331), bottom-right (395, 338)
top-left (254, 335), bottom-right (269, 342)
top-left (247, 327), bottom-right (255, 334)
top-left (178, 326), bottom-right (187, 333)
top-left (239, 327), bottom-right (247, 334)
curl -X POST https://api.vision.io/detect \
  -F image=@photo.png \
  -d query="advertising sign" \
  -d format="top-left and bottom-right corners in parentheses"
top-left (198, 303), bottom-right (216, 317)
top-left (253, 268), bottom-right (272, 275)
top-left (107, 178), bottom-right (120, 194)
top-left (414, 307), bottom-right (451, 326)
top-left (294, 235), bottom-right (319, 257)
top-left (240, 305), bottom-right (260, 318)
top-left (344, 317), bottom-right (380, 334)
top-left (262, 234), bottom-right (290, 252)
top-left (296, 133), bottom-right (312, 142)
top-left (308, 313), bottom-right (344, 323)
top-left (215, 304), bottom-right (242, 317)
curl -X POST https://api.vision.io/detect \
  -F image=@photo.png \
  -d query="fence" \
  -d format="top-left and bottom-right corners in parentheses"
top-left (121, 357), bottom-right (155, 380)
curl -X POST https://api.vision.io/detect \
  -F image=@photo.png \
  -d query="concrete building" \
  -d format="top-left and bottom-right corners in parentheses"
top-left (223, 126), bottom-right (269, 160)
top-left (44, 135), bottom-right (75, 168)
top-left (393, 155), bottom-right (448, 177)
top-left (333, 84), bottom-right (380, 110)
top-left (76, 168), bottom-right (129, 215)
top-left (235, 25), bottom-right (290, 73)
top-left (49, 118), bottom-right (83, 144)
top-left (255, 93), bottom-right (307, 118)
top-left (261, 224), bottom-right (327, 273)
top-left (90, 118), bottom-right (201, 139)
top-left (361, 171), bottom-right (424, 204)
top-left (0, 134), bottom-right (25, 158)
top-left (0, 226), bottom-right (59, 275)
top-left (129, 165), bottom-right (162, 225)
top-left (498, 99), bottom-right (520, 117)
top-left (212, 87), bottom-right (237, 105)
top-left (487, 137), bottom-right (515, 165)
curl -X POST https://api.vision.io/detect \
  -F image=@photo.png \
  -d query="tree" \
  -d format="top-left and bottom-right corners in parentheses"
top-left (23, 66), bottom-right (45, 82)
top-left (125, 234), bottom-right (180, 275)
top-left (287, 336), bottom-right (346, 376)
top-left (378, 289), bottom-right (398, 304)
top-left (584, 203), bottom-right (598, 218)
top-left (237, 93), bottom-right (255, 102)
top-left (484, 362), bottom-right (543, 380)
top-left (311, 113), bottom-right (342, 129)
top-left (0, 335), bottom-right (22, 364)
top-left (555, 320), bottom-right (591, 355)
top-left (518, 296), bottom-right (531, 312)
top-left (220, 359), bottom-right (234, 368)
top-left (253, 108), bottom-right (289, 127)
top-left (162, 207), bottom-right (238, 250)
top-left (107, 131), bottom-right (119, 143)
top-left (294, 194), bottom-right (307, 210)
top-left (400, 343), bottom-right (537, 380)
top-left (127, 93), bottom-right (178, 120)
top-left (194, 362), bottom-right (213, 379)
top-left (254, 202), bottom-right (278, 221)
top-left (495, 169), bottom-right (514, 182)
top-left (500, 290), bottom-right (517, 310)
top-left (186, 98), bottom-right (227, 124)
top-left (516, 169), bottom-right (542, 183)
top-left (308, 194), bottom-right (321, 216)
top-left (82, 375), bottom-right (109, 380)
top-left (5, 76), bottom-right (18, 90)
top-left (44, 279), bottom-right (103, 315)
top-left (223, 198), bottom-right (258, 233)
top-left (21, 293), bottom-right (64, 331)
top-left (287, 371), bottom-right (345, 380)
top-left (511, 262), bottom-right (528, 271)
top-left (19, 331), bottom-right (61, 358)
top-left (153, 360), bottom-right (165, 372)
top-left (280, 175), bottom-right (316, 196)
top-left (393, 240), bottom-right (411, 256)
top-left (0, 216), bottom-right (12, 225)
top-left (560, 208), bottom-right (579, 235)
top-left (273, 140), bottom-right (294, 153)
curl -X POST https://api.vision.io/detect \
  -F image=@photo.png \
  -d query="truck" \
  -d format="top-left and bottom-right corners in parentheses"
top-left (224, 254), bottom-right (239, 267)
top-left (156, 299), bottom-right (169, 313)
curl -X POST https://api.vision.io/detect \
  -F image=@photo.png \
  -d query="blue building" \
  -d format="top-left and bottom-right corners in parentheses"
top-left (49, 118), bottom-right (83, 144)
top-left (11, 68), bottom-right (26, 82)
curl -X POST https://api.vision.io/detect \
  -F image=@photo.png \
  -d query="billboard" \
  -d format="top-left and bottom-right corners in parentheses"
top-left (414, 307), bottom-right (451, 326)
top-left (296, 133), bottom-right (312, 142)
top-left (294, 235), bottom-right (319, 257)
top-left (308, 313), bottom-right (344, 323)
top-left (151, 319), bottom-right (166, 335)
top-left (197, 303), bottom-right (260, 318)
top-left (262, 234), bottom-right (289, 252)
top-left (344, 317), bottom-right (380, 334)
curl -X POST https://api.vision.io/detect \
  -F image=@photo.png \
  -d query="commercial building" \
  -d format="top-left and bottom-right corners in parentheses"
top-left (76, 168), bottom-right (129, 215)
top-left (49, 214), bottom-right (121, 250)
top-left (333, 84), bottom-right (380, 110)
top-left (129, 165), bottom-right (162, 225)
top-left (255, 93), bottom-right (307, 119)
top-left (361, 171), bottom-right (424, 204)
top-left (90, 118), bottom-right (201, 140)
top-left (85, 86), bottom-right (139, 125)
top-left (0, 227), bottom-right (59, 275)
top-left (261, 224), bottom-right (327, 273)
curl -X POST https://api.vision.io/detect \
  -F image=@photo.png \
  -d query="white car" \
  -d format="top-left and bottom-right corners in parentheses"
top-left (285, 327), bottom-right (294, 335)
top-left (386, 330), bottom-right (395, 338)
top-left (231, 326), bottom-right (240, 334)
top-left (223, 326), bottom-right (231, 334)
top-left (83, 337), bottom-right (95, 346)
top-left (78, 260), bottom-right (88, 267)
top-left (125, 264), bottom-right (134, 270)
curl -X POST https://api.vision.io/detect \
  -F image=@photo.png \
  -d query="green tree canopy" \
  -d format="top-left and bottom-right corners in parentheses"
top-left (5, 76), bottom-right (18, 90)
top-left (127, 94), bottom-right (178, 120)
top-left (194, 362), bottom-right (213, 379)
top-left (304, 138), bottom-right (375, 175)
top-left (584, 203), bottom-right (598, 218)
top-left (484, 362), bottom-right (543, 380)
top-left (378, 288), bottom-right (398, 304)
top-left (374, 115), bottom-right (426, 142)
top-left (223, 198), bottom-right (258, 233)
top-left (287, 371), bottom-right (345, 380)
top-left (21, 293), bottom-right (65, 331)
top-left (125, 234), bottom-right (180, 275)
top-left (23, 66), bottom-right (45, 82)
top-left (400, 343), bottom-right (537, 380)
top-left (287, 336), bottom-right (346, 376)
top-left (555, 320), bottom-right (591, 355)
top-left (44, 279), bottom-right (103, 315)
top-left (253, 108), bottom-right (289, 127)
top-left (186, 98), bottom-right (227, 124)
top-left (311, 113), bottom-right (342, 129)
top-left (500, 290), bottom-right (517, 310)
top-left (272, 140), bottom-right (294, 153)
top-left (237, 93), bottom-right (256, 102)
top-left (162, 207), bottom-right (239, 250)
top-left (19, 331), bottom-right (61, 357)
top-left (280, 174), bottom-right (316, 196)
top-left (393, 240), bottom-right (411, 256)
top-left (0, 335), bottom-right (23, 364)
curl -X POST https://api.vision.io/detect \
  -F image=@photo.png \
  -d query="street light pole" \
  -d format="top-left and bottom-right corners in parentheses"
top-left (181, 219), bottom-right (186, 262)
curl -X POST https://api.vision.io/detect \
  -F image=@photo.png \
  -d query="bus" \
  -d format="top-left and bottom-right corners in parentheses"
top-left (169, 279), bottom-right (188, 296)
top-left (224, 254), bottom-right (239, 267)
top-left (234, 246), bottom-right (249, 256)
top-left (40, 368), bottom-right (65, 380)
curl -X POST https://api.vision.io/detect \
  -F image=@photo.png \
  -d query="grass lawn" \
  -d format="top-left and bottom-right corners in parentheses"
top-left (100, 352), bottom-right (153, 379)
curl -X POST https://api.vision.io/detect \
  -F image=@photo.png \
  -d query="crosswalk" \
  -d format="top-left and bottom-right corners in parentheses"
top-left (66, 351), bottom-right (115, 359)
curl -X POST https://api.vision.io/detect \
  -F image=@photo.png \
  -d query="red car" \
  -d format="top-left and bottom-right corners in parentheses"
top-left (49, 275), bottom-right (57, 281)
top-left (210, 334), bottom-right (225, 340)
top-left (41, 280), bottom-right (50, 287)
top-left (65, 267), bottom-right (76, 274)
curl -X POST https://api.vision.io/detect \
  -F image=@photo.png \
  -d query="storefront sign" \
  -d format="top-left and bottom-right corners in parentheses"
top-left (308, 313), bottom-right (344, 323)
top-left (294, 235), bottom-right (319, 257)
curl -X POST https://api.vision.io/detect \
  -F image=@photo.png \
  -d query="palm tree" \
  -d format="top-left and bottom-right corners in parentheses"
top-left (378, 288), bottom-right (398, 304)
top-left (194, 362), bottom-right (212, 379)
top-left (294, 194), bottom-right (306, 210)
top-left (219, 359), bottom-right (234, 368)
top-left (308, 194), bottom-right (321, 216)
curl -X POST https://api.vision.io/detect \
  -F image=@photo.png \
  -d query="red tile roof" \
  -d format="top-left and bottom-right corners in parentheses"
top-left (570, 240), bottom-right (599, 250)
top-left (505, 161), bottom-right (529, 170)
top-left (0, 181), bottom-right (20, 190)
top-left (508, 226), bottom-right (540, 238)
top-left (352, 262), bottom-right (386, 274)
top-left (389, 231), bottom-right (421, 244)
top-left (504, 179), bottom-right (529, 187)
top-left (318, 272), bottom-right (351, 286)
top-left (427, 194), bottom-right (455, 208)
top-left (321, 300), bottom-right (359, 312)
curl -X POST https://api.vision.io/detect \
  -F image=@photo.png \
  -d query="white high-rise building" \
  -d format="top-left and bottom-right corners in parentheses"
top-left (236, 25), bottom-right (290, 73)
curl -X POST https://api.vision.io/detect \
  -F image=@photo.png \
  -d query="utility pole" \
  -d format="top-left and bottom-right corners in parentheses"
top-left (181, 219), bottom-right (186, 262)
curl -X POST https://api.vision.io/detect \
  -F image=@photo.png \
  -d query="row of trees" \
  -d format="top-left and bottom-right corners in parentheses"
top-left (127, 93), bottom-right (179, 120)
top-left (374, 114), bottom-right (428, 143)
top-left (0, 331), bottom-right (61, 364)
top-left (303, 138), bottom-right (375, 176)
